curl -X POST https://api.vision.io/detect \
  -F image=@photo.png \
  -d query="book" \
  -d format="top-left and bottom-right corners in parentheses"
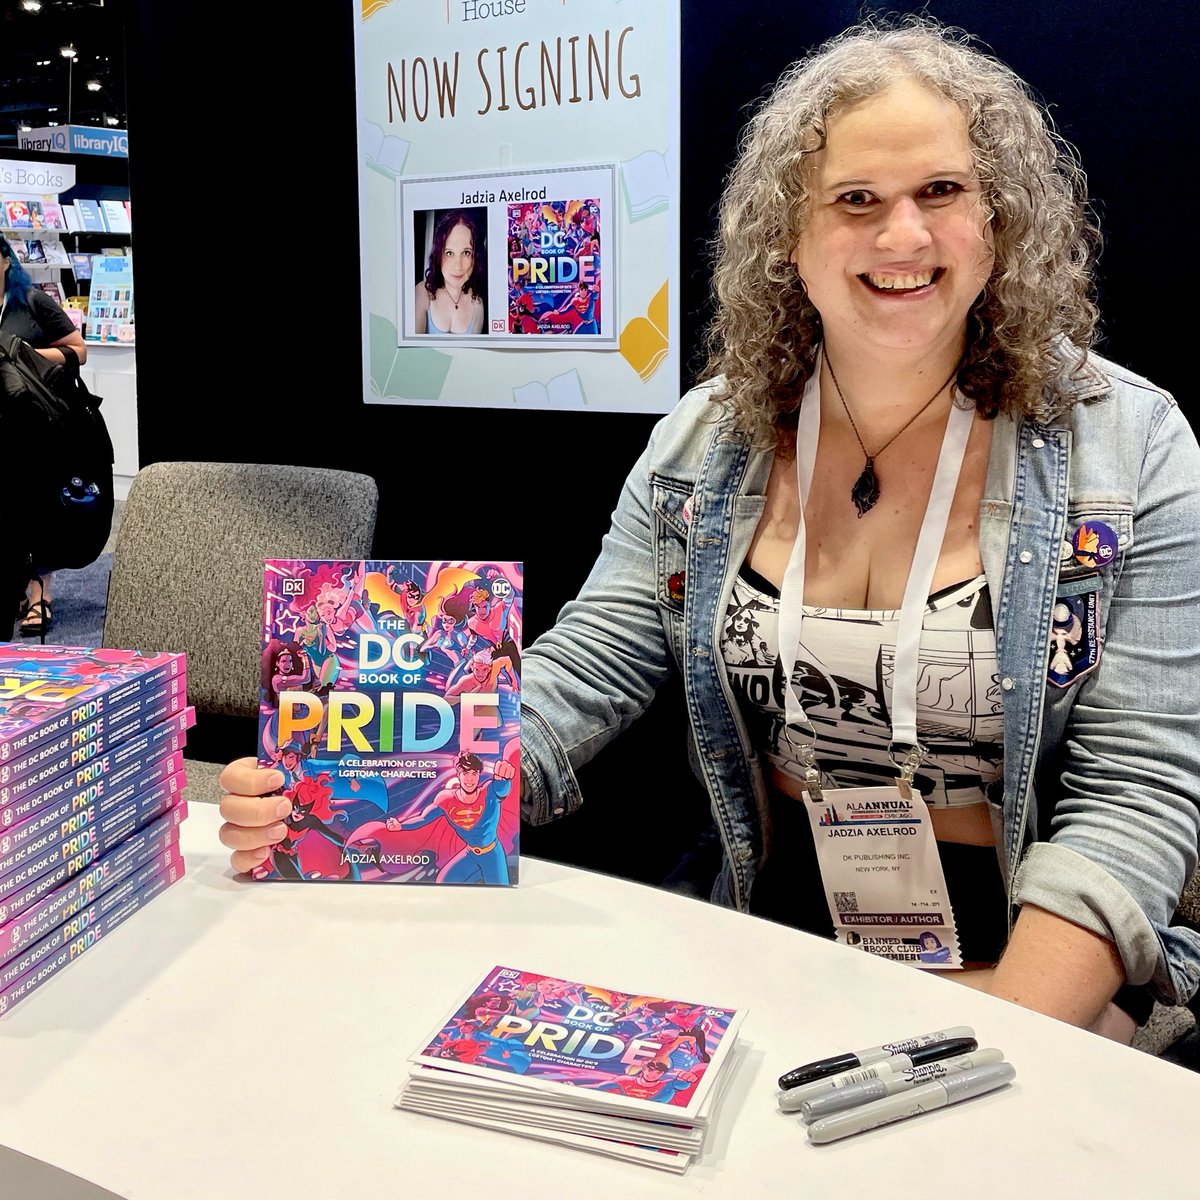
top-left (0, 852), bottom-right (185, 1017)
top-left (0, 646), bottom-right (187, 800)
top-left (397, 964), bottom-right (746, 1170)
top-left (74, 199), bottom-right (106, 233)
top-left (69, 253), bottom-right (93, 281)
top-left (63, 203), bottom-right (82, 233)
top-left (3, 199), bottom-right (32, 229)
top-left (0, 804), bottom-right (184, 930)
top-left (38, 201), bottom-right (65, 231)
top-left (0, 835), bottom-right (183, 969)
top-left (100, 200), bottom-right (131, 234)
top-left (26, 200), bottom-right (45, 229)
top-left (255, 560), bottom-right (522, 884)
top-left (37, 282), bottom-right (66, 306)
top-left (24, 239), bottom-right (46, 264)
top-left (0, 704), bottom-right (194, 826)
top-left (507, 199), bottom-right (601, 336)
top-left (7, 240), bottom-right (29, 264)
top-left (41, 241), bottom-right (70, 266)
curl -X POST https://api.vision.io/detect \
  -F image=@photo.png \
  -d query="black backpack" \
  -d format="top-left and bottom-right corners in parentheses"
top-left (0, 331), bottom-right (115, 572)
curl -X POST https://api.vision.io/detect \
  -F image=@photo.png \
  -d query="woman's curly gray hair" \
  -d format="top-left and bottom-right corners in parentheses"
top-left (702, 17), bottom-right (1100, 445)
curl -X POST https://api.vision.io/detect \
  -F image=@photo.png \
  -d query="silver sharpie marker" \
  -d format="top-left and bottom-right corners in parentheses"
top-left (778, 1036), bottom-right (978, 1112)
top-left (801, 1048), bottom-right (1006, 1121)
top-left (807, 1062), bottom-right (1016, 1144)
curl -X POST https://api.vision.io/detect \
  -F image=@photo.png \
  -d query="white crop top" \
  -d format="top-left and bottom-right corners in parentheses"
top-left (722, 566), bottom-right (1004, 808)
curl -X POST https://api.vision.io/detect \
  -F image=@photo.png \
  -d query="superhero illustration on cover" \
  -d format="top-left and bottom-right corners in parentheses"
top-left (256, 561), bottom-right (522, 885)
top-left (508, 199), bottom-right (600, 335)
top-left (413, 966), bottom-right (743, 1116)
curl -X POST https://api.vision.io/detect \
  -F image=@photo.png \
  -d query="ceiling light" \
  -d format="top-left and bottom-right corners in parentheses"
top-left (60, 45), bottom-right (77, 59)
top-left (18, 123), bottom-right (32, 133)
top-left (105, 116), bottom-right (119, 126)
top-left (21, 1), bottom-right (42, 11)
top-left (48, 106), bottom-right (58, 112)
top-left (48, 121), bottom-right (60, 126)
top-left (87, 79), bottom-right (101, 91)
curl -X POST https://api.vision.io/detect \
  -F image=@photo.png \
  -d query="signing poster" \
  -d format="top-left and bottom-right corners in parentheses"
top-left (354, 0), bottom-right (679, 413)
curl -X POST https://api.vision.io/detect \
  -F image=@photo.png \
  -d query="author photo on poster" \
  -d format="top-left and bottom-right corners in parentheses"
top-left (413, 207), bottom-right (488, 336)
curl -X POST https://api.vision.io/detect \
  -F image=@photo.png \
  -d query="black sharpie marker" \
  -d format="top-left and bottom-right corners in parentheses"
top-left (778, 1025), bottom-right (975, 1090)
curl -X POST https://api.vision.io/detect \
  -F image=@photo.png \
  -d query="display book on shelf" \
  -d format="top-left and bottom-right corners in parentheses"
top-left (0, 644), bottom-right (192, 1017)
top-left (255, 559), bottom-right (522, 886)
top-left (397, 964), bottom-right (747, 1174)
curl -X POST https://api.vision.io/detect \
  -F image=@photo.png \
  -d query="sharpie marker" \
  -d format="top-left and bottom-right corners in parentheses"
top-left (800, 1048), bottom-right (1006, 1121)
top-left (807, 1062), bottom-right (1016, 1144)
top-left (778, 1025), bottom-right (975, 1090)
top-left (778, 1037), bottom-right (979, 1112)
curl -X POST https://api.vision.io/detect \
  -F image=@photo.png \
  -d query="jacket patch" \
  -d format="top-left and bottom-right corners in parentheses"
top-left (1048, 588), bottom-right (1101, 687)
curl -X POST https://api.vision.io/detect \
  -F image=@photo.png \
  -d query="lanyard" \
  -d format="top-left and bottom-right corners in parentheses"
top-left (776, 353), bottom-right (975, 800)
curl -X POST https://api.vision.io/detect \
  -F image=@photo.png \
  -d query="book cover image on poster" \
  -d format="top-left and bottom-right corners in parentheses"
top-left (257, 560), bottom-right (522, 886)
top-left (410, 965), bottom-right (744, 1120)
top-left (507, 199), bottom-right (600, 336)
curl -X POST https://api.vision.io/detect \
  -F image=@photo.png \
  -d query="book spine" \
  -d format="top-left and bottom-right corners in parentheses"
top-left (0, 704), bottom-right (195, 821)
top-left (0, 670), bottom-right (188, 799)
top-left (0, 862), bottom-right (185, 1017)
top-left (0, 848), bottom-right (183, 988)
top-left (0, 803), bottom-right (187, 927)
top-left (0, 836), bottom-right (182, 970)
top-left (0, 750), bottom-right (185, 877)
top-left (0, 772), bottom-right (187, 902)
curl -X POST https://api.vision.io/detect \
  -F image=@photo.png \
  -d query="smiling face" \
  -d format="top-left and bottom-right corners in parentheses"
top-left (790, 77), bottom-right (994, 361)
top-left (442, 221), bottom-right (474, 291)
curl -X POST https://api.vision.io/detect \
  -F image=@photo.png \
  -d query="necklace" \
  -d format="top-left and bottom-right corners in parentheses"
top-left (824, 354), bottom-right (961, 518)
top-left (446, 284), bottom-right (465, 310)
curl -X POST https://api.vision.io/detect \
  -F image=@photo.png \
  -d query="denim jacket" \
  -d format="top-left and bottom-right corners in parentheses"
top-left (522, 347), bottom-right (1200, 1005)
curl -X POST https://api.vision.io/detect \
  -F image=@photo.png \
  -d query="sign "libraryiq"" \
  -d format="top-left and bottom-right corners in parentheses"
top-left (18, 126), bottom-right (128, 158)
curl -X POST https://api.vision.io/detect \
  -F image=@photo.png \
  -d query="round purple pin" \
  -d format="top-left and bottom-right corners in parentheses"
top-left (1072, 520), bottom-right (1118, 569)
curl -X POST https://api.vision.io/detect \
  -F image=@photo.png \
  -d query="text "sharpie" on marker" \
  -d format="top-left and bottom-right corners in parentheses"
top-left (807, 1062), bottom-right (1016, 1144)
top-left (778, 1037), bottom-right (979, 1112)
top-left (778, 1025), bottom-right (975, 1090)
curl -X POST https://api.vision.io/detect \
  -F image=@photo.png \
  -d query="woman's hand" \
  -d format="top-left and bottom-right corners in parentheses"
top-left (217, 757), bottom-right (289, 874)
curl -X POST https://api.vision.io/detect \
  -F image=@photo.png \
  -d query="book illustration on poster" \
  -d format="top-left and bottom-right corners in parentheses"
top-left (621, 150), bottom-right (670, 222)
top-left (255, 560), bottom-right (522, 885)
top-left (362, 119), bottom-right (410, 178)
top-left (397, 964), bottom-right (746, 1172)
top-left (619, 280), bottom-right (669, 382)
top-left (511, 368), bottom-right (585, 409)
top-left (507, 198), bottom-right (601, 336)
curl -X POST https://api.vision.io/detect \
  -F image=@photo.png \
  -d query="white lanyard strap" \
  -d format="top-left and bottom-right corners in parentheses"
top-left (777, 353), bottom-right (975, 790)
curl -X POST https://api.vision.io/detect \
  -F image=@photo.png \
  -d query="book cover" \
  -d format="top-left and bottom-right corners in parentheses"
top-left (24, 239), bottom-right (46, 264)
top-left (69, 253), bottom-right (93, 280)
top-left (0, 645), bottom-right (186, 791)
top-left (74, 198), bottom-right (106, 233)
top-left (507, 199), bottom-right (601, 336)
top-left (3, 199), bottom-right (32, 229)
top-left (63, 203), bottom-right (82, 234)
top-left (408, 965), bottom-right (744, 1122)
top-left (40, 241), bottom-right (70, 266)
top-left (7, 240), bottom-right (29, 264)
top-left (38, 201), bottom-right (65, 231)
top-left (26, 201), bottom-right (45, 229)
top-left (37, 282), bottom-right (66, 306)
top-left (0, 854), bottom-right (185, 1017)
top-left (99, 200), bottom-right (131, 234)
top-left (256, 560), bottom-right (522, 884)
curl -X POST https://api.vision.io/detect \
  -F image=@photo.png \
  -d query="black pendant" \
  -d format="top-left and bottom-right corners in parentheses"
top-left (851, 457), bottom-right (880, 517)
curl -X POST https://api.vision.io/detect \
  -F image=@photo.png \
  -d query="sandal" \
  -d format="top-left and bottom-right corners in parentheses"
top-left (19, 598), bottom-right (53, 637)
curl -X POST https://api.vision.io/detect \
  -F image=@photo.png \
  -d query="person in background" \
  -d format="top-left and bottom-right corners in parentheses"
top-left (1, 234), bottom-right (89, 637)
top-left (217, 19), bottom-right (1200, 1043)
top-left (414, 209), bottom-right (486, 336)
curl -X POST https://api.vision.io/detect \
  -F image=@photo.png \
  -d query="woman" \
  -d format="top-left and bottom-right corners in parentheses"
top-left (220, 20), bottom-right (1200, 1039)
top-left (1, 235), bottom-right (88, 636)
top-left (414, 209), bottom-right (486, 336)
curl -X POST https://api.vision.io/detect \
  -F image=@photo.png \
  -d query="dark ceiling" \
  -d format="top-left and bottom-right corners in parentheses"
top-left (0, 0), bottom-right (126, 146)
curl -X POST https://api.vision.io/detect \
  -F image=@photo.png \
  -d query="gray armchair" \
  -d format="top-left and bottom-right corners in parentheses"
top-left (102, 460), bottom-right (378, 801)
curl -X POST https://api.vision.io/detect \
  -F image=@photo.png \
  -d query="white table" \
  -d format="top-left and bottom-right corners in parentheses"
top-left (2, 803), bottom-right (1197, 1199)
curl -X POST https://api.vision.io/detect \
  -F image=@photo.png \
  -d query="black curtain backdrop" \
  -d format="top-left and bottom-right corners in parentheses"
top-left (124, 1), bottom-right (1196, 882)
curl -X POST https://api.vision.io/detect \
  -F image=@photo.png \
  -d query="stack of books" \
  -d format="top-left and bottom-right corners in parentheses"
top-left (0, 646), bottom-right (193, 1017)
top-left (397, 964), bottom-right (746, 1173)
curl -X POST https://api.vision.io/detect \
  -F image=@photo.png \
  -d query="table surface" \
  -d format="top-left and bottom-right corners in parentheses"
top-left (2, 803), bottom-right (1197, 1199)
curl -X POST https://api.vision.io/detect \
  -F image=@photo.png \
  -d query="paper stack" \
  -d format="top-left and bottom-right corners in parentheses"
top-left (397, 964), bottom-right (746, 1173)
top-left (0, 645), bottom-right (192, 1016)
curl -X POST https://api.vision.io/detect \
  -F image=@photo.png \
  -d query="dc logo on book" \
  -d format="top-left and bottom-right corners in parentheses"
top-left (491, 577), bottom-right (513, 599)
top-left (0, 995), bottom-right (7, 1015)
top-left (282, 578), bottom-right (305, 596)
top-left (0, 836), bottom-right (9, 855)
